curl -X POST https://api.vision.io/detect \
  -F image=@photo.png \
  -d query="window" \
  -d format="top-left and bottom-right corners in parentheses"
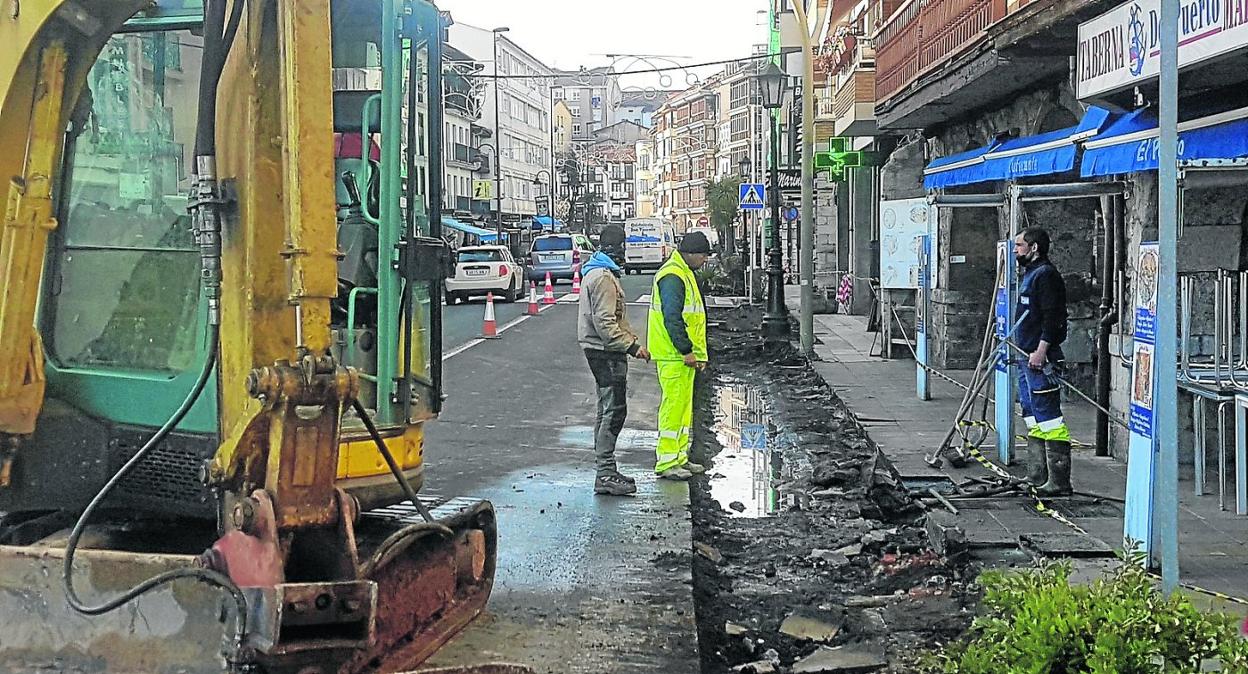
top-left (730, 80), bottom-right (752, 110)
top-left (458, 249), bottom-right (505, 263)
top-left (570, 89), bottom-right (582, 100)
top-left (573, 123), bottom-right (582, 135)
top-left (553, 87), bottom-right (564, 100)
top-left (730, 113), bottom-right (750, 142)
top-left (569, 105), bottom-right (581, 117)
top-left (49, 29), bottom-right (206, 372)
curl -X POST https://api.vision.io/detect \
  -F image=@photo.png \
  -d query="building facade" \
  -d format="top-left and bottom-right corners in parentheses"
top-left (618, 91), bottom-right (671, 128)
top-left (448, 23), bottom-right (554, 227)
top-left (653, 83), bottom-right (719, 233)
top-left (553, 68), bottom-right (623, 143)
top-left (635, 137), bottom-right (658, 219)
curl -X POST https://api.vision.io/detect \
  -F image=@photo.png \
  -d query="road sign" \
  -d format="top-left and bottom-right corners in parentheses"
top-left (472, 179), bottom-right (494, 201)
top-left (739, 183), bottom-right (765, 210)
top-left (697, 216), bottom-right (709, 227)
top-left (742, 423), bottom-right (766, 450)
top-left (784, 206), bottom-right (799, 222)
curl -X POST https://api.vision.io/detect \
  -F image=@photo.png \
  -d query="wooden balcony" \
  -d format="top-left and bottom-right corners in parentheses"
top-left (876, 0), bottom-right (1005, 105)
top-left (872, 0), bottom-right (1117, 129)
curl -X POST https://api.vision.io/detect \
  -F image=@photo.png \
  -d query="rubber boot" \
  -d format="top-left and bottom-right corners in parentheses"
top-left (1036, 440), bottom-right (1073, 497)
top-left (1024, 436), bottom-right (1048, 486)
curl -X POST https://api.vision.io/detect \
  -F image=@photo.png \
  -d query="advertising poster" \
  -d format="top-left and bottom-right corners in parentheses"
top-left (1124, 242), bottom-right (1160, 559)
top-left (880, 198), bottom-right (937, 290)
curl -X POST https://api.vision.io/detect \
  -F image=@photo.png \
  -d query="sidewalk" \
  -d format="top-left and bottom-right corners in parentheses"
top-left (807, 311), bottom-right (1248, 616)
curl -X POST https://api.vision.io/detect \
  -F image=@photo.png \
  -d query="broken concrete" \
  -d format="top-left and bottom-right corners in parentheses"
top-left (791, 643), bottom-right (887, 673)
top-left (778, 612), bottom-right (845, 643)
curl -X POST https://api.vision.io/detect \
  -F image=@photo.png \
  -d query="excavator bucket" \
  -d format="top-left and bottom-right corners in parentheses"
top-left (0, 497), bottom-right (495, 674)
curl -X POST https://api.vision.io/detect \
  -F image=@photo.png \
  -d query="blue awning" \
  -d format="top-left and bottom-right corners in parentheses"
top-left (532, 216), bottom-right (565, 230)
top-left (924, 107), bottom-right (1111, 190)
top-left (1081, 106), bottom-right (1248, 177)
top-left (442, 216), bottom-right (499, 242)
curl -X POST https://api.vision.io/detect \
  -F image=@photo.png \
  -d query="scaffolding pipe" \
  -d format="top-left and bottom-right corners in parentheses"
top-left (1017, 181), bottom-right (1129, 201)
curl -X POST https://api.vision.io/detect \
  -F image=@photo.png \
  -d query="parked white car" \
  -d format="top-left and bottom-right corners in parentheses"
top-left (445, 246), bottom-right (524, 304)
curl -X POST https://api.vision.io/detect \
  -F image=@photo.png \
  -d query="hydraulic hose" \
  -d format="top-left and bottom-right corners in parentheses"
top-left (62, 0), bottom-right (250, 662)
top-left (61, 330), bottom-right (248, 649)
top-left (351, 399), bottom-right (448, 532)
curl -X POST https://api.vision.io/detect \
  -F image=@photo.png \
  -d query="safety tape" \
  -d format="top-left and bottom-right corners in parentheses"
top-left (956, 444), bottom-right (1248, 606)
top-left (886, 295), bottom-right (1248, 607)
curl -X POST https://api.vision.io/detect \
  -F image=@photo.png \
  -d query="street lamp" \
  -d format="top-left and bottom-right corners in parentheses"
top-left (732, 155), bottom-right (752, 259)
top-left (492, 27), bottom-right (510, 245)
top-left (533, 169), bottom-right (552, 230)
top-left (757, 61), bottom-right (790, 345)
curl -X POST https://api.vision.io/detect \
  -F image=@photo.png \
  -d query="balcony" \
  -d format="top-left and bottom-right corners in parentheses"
top-left (816, 35), bottom-right (878, 139)
top-left (872, 0), bottom-right (1117, 130)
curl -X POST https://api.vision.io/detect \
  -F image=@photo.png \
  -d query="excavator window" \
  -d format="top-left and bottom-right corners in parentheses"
top-left (45, 30), bottom-right (205, 374)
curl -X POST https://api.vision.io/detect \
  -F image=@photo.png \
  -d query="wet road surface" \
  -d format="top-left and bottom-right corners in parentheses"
top-left (420, 273), bottom-right (701, 673)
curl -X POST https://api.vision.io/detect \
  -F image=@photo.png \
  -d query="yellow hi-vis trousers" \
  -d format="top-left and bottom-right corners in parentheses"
top-left (655, 360), bottom-right (695, 473)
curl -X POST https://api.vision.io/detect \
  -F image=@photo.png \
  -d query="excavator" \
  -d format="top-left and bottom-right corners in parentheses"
top-left (0, 0), bottom-right (496, 672)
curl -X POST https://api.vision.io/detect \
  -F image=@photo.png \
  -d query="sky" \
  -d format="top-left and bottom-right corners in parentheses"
top-left (436, 0), bottom-right (771, 89)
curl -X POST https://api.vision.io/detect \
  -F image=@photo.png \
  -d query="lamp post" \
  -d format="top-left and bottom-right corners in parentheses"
top-left (492, 27), bottom-right (510, 245)
top-left (533, 169), bottom-right (552, 231)
top-left (757, 61), bottom-right (790, 345)
top-left (738, 154), bottom-right (753, 297)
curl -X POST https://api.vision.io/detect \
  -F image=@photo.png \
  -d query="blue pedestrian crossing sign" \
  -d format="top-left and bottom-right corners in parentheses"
top-left (739, 183), bottom-right (766, 211)
top-left (742, 423), bottom-right (767, 450)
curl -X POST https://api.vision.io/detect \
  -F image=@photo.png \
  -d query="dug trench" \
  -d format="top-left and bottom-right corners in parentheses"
top-left (682, 306), bottom-right (977, 674)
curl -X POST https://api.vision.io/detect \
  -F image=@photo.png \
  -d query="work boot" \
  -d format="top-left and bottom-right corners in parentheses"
top-left (1036, 440), bottom-right (1073, 497)
top-left (594, 472), bottom-right (638, 496)
top-left (658, 466), bottom-right (694, 481)
top-left (1024, 436), bottom-right (1049, 486)
top-left (683, 462), bottom-right (707, 475)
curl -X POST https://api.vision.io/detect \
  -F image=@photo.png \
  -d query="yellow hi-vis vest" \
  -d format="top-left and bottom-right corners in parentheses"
top-left (648, 252), bottom-right (708, 362)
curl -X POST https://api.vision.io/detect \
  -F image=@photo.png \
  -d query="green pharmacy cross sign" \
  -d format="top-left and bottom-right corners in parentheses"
top-left (814, 137), bottom-right (860, 181)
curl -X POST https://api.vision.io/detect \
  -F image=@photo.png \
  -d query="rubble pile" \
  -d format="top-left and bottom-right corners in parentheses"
top-left (685, 307), bottom-right (977, 673)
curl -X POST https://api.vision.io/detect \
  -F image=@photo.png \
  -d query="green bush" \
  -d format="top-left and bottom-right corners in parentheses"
top-left (925, 557), bottom-right (1248, 673)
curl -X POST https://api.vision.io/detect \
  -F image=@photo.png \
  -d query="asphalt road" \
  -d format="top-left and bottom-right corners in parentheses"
top-left (420, 270), bottom-right (701, 673)
top-left (440, 272), bottom-right (655, 351)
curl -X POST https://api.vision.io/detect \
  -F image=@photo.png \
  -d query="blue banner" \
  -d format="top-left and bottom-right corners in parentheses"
top-left (1124, 242), bottom-right (1160, 558)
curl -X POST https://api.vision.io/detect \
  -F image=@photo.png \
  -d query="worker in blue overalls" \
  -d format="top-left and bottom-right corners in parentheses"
top-left (1014, 227), bottom-right (1072, 496)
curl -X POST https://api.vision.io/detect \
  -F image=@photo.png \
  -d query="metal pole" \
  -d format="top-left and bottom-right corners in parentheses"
top-left (1156, 0), bottom-right (1181, 594)
top-left (549, 77), bottom-right (556, 226)
top-left (493, 32), bottom-right (504, 244)
top-left (763, 113), bottom-right (790, 343)
top-left (792, 0), bottom-right (816, 355)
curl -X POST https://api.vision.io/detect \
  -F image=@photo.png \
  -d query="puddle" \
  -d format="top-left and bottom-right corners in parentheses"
top-left (709, 382), bottom-right (795, 518)
top-left (558, 426), bottom-right (660, 452)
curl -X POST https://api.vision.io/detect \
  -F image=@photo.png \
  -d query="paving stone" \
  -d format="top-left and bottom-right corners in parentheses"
top-left (791, 643), bottom-right (887, 673)
top-left (779, 612), bottom-right (844, 642)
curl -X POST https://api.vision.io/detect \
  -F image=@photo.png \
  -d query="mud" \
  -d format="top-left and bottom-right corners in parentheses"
top-left (689, 307), bottom-right (976, 673)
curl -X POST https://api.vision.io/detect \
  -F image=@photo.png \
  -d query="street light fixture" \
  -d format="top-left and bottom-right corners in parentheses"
top-left (491, 27), bottom-right (511, 247)
top-left (756, 61), bottom-right (790, 345)
top-left (533, 169), bottom-right (552, 230)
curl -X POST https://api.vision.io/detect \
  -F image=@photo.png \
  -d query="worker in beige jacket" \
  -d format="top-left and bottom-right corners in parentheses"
top-left (577, 250), bottom-right (650, 495)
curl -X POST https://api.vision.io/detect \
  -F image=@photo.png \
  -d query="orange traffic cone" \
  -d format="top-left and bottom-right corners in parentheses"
top-left (571, 269), bottom-right (582, 295)
top-left (527, 281), bottom-right (540, 316)
top-left (482, 292), bottom-right (499, 339)
top-left (543, 272), bottom-right (555, 305)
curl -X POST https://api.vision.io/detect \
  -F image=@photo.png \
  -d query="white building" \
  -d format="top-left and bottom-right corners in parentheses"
top-left (448, 23), bottom-right (554, 227)
top-left (634, 137), bottom-right (657, 218)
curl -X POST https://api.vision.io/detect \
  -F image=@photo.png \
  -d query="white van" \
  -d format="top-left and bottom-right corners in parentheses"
top-left (623, 218), bottom-right (676, 274)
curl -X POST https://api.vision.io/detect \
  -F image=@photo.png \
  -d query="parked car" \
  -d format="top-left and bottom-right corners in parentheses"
top-left (445, 245), bottom-right (524, 304)
top-left (527, 233), bottom-right (595, 283)
top-left (623, 218), bottom-right (676, 274)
